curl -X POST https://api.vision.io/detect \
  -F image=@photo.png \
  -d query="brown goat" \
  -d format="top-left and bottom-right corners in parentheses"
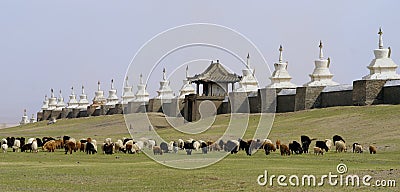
top-left (153, 146), bottom-right (163, 155)
top-left (276, 140), bottom-right (281, 149)
top-left (369, 145), bottom-right (377, 154)
top-left (42, 140), bottom-right (57, 152)
top-left (280, 144), bottom-right (290, 156)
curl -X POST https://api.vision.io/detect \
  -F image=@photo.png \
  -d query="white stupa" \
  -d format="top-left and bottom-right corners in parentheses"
top-left (67, 87), bottom-right (79, 109)
top-left (19, 109), bottom-right (29, 125)
top-left (156, 68), bottom-right (175, 99)
top-left (55, 90), bottom-right (66, 111)
top-left (93, 81), bottom-right (107, 106)
top-left (134, 74), bottom-right (150, 103)
top-left (267, 46), bottom-right (297, 88)
top-left (40, 95), bottom-right (49, 112)
top-left (29, 114), bottom-right (36, 123)
top-left (47, 89), bottom-right (58, 110)
top-left (363, 28), bottom-right (400, 80)
top-left (122, 76), bottom-right (135, 104)
top-left (179, 66), bottom-right (195, 99)
top-left (78, 85), bottom-right (90, 110)
top-left (304, 41), bottom-right (339, 87)
top-left (235, 53), bottom-right (259, 92)
top-left (106, 79), bottom-right (119, 106)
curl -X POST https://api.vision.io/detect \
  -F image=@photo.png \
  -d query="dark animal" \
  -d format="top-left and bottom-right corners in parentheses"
top-left (184, 140), bottom-right (195, 155)
top-left (218, 140), bottom-right (225, 150)
top-left (263, 142), bottom-right (276, 155)
top-left (86, 142), bottom-right (97, 154)
top-left (280, 144), bottom-right (290, 156)
top-left (289, 141), bottom-right (303, 154)
top-left (36, 138), bottom-right (43, 147)
top-left (21, 143), bottom-right (32, 152)
top-left (225, 140), bottom-right (239, 154)
top-left (64, 141), bottom-right (76, 154)
top-left (63, 135), bottom-right (71, 143)
top-left (160, 142), bottom-right (169, 153)
top-left (200, 141), bottom-right (208, 154)
top-left (333, 135), bottom-right (345, 144)
top-left (80, 140), bottom-right (87, 152)
top-left (153, 146), bottom-right (162, 155)
top-left (316, 141), bottom-right (329, 152)
top-left (123, 138), bottom-right (133, 145)
top-left (301, 135), bottom-right (316, 153)
top-left (369, 145), bottom-right (377, 154)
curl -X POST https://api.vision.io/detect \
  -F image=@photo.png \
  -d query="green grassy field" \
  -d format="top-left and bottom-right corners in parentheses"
top-left (0, 105), bottom-right (399, 191)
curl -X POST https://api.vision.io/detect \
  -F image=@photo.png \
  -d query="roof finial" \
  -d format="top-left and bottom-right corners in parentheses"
top-left (45, 94), bottom-right (48, 100)
top-left (163, 68), bottom-right (166, 80)
top-left (185, 65), bottom-right (189, 79)
top-left (71, 86), bottom-right (74, 95)
top-left (125, 76), bottom-right (129, 87)
top-left (24, 109), bottom-right (27, 116)
top-left (111, 79), bottom-right (114, 89)
top-left (139, 73), bottom-right (143, 84)
top-left (279, 45), bottom-right (283, 63)
top-left (378, 27), bottom-right (383, 49)
top-left (97, 81), bottom-right (101, 91)
top-left (319, 40), bottom-right (324, 59)
top-left (59, 90), bottom-right (62, 97)
top-left (51, 88), bottom-right (54, 98)
top-left (246, 53), bottom-right (250, 67)
top-left (82, 85), bottom-right (85, 94)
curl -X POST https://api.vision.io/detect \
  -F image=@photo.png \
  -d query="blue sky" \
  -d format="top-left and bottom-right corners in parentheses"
top-left (1, 1), bottom-right (399, 124)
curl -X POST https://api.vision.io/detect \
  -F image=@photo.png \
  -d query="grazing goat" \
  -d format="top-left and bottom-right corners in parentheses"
top-left (335, 141), bottom-right (346, 153)
top-left (153, 146), bottom-right (162, 155)
top-left (314, 147), bottom-right (324, 155)
top-left (289, 141), bottom-right (303, 154)
top-left (333, 135), bottom-right (345, 144)
top-left (315, 141), bottom-right (329, 152)
top-left (369, 145), bottom-right (377, 154)
top-left (280, 144), bottom-right (290, 156)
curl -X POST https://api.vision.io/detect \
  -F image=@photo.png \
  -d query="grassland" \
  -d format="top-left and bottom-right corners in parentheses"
top-left (0, 105), bottom-right (399, 191)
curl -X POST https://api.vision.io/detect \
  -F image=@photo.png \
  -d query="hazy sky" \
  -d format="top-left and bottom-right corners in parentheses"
top-left (1, 1), bottom-right (399, 124)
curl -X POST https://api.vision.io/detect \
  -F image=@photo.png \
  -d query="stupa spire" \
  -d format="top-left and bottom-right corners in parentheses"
top-left (97, 81), bottom-right (101, 91)
top-left (139, 74), bottom-right (143, 84)
top-left (81, 85), bottom-right (85, 94)
top-left (24, 109), bottom-right (27, 116)
top-left (279, 45), bottom-right (283, 63)
top-left (125, 76), bottom-right (129, 87)
top-left (185, 65), bottom-right (189, 79)
top-left (163, 68), bottom-right (166, 80)
top-left (51, 88), bottom-right (54, 98)
top-left (378, 27), bottom-right (383, 49)
top-left (319, 40), bottom-right (324, 59)
top-left (246, 53), bottom-right (250, 68)
top-left (111, 79), bottom-right (114, 90)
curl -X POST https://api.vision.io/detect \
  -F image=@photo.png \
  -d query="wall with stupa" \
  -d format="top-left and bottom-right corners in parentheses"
top-left (32, 28), bottom-right (400, 123)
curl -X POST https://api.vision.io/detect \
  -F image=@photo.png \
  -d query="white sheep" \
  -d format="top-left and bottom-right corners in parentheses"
top-left (325, 139), bottom-right (333, 150)
top-left (12, 139), bottom-right (21, 152)
top-left (193, 141), bottom-right (200, 151)
top-left (147, 139), bottom-right (156, 150)
top-left (2, 143), bottom-right (8, 153)
top-left (335, 141), bottom-right (347, 153)
top-left (114, 139), bottom-right (124, 153)
top-left (31, 140), bottom-right (38, 153)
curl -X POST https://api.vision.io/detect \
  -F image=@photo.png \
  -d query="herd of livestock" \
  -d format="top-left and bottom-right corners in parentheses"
top-left (0, 134), bottom-right (378, 156)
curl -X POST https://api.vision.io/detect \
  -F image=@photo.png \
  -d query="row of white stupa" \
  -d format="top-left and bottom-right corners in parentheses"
top-left (38, 28), bottom-right (399, 113)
